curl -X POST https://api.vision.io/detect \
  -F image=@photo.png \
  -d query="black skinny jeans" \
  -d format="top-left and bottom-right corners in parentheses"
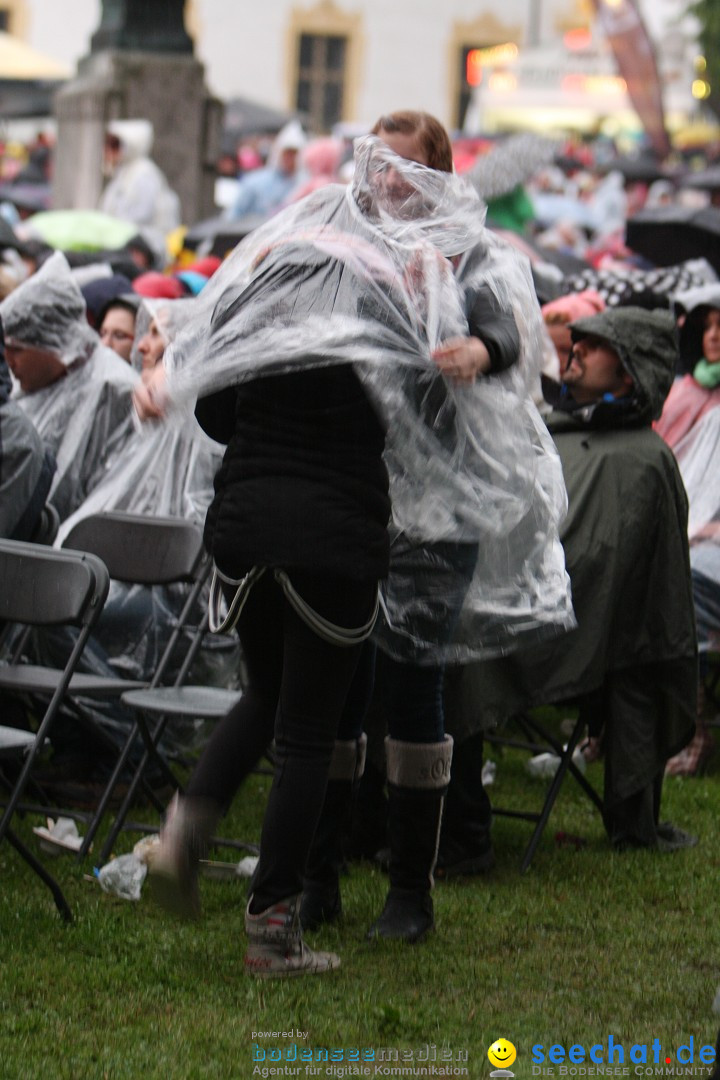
top-left (186, 568), bottom-right (376, 911)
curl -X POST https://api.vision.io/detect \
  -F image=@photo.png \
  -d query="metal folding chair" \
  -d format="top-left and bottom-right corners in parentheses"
top-left (102, 682), bottom-right (247, 865)
top-left (60, 511), bottom-right (235, 859)
top-left (0, 539), bottom-right (109, 920)
top-left (486, 710), bottom-right (603, 872)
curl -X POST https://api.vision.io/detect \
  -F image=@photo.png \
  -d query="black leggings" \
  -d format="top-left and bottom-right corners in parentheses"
top-left (187, 568), bottom-right (376, 911)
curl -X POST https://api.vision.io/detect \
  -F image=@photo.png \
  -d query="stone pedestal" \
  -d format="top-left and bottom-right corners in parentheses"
top-left (53, 50), bottom-right (222, 225)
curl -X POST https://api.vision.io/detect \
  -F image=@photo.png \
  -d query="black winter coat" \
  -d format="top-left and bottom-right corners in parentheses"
top-left (196, 365), bottom-right (390, 583)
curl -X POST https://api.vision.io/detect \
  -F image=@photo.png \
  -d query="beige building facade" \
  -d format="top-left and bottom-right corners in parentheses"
top-left (8, 0), bottom-right (702, 137)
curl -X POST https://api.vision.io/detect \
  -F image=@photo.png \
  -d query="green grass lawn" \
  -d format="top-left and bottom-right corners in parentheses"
top-left (1, 739), bottom-right (718, 1080)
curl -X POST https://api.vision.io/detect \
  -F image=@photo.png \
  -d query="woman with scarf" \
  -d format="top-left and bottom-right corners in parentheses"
top-left (655, 284), bottom-right (720, 449)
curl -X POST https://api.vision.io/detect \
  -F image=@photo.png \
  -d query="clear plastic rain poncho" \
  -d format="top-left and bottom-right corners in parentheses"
top-left (58, 296), bottom-right (223, 538)
top-left (161, 136), bottom-right (574, 662)
top-left (1, 251), bottom-right (139, 522)
top-left (54, 295), bottom-right (234, 688)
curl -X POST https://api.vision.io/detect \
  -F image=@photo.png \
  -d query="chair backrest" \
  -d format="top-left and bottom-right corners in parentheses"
top-left (0, 539), bottom-right (109, 628)
top-left (61, 512), bottom-right (206, 586)
top-left (32, 503), bottom-right (60, 547)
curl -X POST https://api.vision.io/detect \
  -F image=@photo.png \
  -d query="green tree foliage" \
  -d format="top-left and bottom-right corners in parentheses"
top-left (690, 0), bottom-right (720, 116)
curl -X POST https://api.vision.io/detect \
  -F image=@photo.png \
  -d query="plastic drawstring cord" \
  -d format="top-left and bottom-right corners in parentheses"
top-left (208, 564), bottom-right (378, 646)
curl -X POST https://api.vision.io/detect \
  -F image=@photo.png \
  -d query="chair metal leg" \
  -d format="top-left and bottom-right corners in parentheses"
top-left (0, 627), bottom-right (94, 846)
top-left (134, 711), bottom-right (181, 792)
top-left (75, 718), bottom-right (144, 860)
top-left (520, 713), bottom-right (604, 812)
top-left (519, 718), bottom-right (587, 873)
top-left (98, 711), bottom-right (179, 864)
top-left (5, 826), bottom-right (73, 922)
top-left (567, 758), bottom-right (604, 812)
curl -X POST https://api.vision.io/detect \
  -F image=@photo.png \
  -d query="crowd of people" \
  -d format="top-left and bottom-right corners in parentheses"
top-left (2, 108), bottom-right (720, 979)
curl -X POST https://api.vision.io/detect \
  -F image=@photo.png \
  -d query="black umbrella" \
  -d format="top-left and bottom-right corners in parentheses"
top-left (626, 205), bottom-right (720, 274)
top-left (221, 96), bottom-right (311, 155)
top-left (0, 181), bottom-right (51, 213)
top-left (183, 213), bottom-right (268, 258)
top-left (603, 155), bottom-right (670, 184)
top-left (681, 165), bottom-right (720, 192)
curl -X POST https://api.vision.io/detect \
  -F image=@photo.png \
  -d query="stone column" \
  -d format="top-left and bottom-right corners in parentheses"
top-left (90, 0), bottom-right (194, 55)
top-left (53, 0), bottom-right (222, 224)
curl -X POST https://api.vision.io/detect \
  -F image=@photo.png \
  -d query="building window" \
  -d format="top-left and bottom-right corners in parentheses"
top-left (0, 0), bottom-right (29, 37)
top-left (295, 32), bottom-right (346, 132)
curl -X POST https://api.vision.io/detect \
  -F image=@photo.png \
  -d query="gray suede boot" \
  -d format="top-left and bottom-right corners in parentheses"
top-left (148, 791), bottom-right (221, 919)
top-left (245, 894), bottom-right (341, 978)
top-left (367, 735), bottom-right (453, 944)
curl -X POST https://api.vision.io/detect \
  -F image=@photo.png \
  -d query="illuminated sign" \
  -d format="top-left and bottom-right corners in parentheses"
top-left (466, 50), bottom-right (483, 86)
top-left (563, 27), bottom-right (592, 50)
top-left (465, 40), bottom-right (518, 84)
top-left (562, 73), bottom-right (627, 94)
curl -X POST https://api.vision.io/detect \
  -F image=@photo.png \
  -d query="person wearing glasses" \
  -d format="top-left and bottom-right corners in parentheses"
top-left (98, 296), bottom-right (140, 365)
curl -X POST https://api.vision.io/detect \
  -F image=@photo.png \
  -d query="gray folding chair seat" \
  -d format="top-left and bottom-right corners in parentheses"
top-left (0, 728), bottom-right (35, 754)
top-left (105, 683), bottom-right (244, 864)
top-left (0, 665), bottom-right (145, 696)
top-left (122, 686), bottom-right (241, 718)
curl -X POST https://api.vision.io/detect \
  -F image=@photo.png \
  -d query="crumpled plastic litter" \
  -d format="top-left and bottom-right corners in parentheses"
top-left (525, 746), bottom-right (586, 779)
top-left (32, 816), bottom-right (86, 855)
top-left (481, 760), bottom-right (497, 786)
top-left (554, 831), bottom-right (587, 850)
top-left (97, 852), bottom-right (147, 901)
top-left (132, 833), bottom-right (160, 864)
top-left (132, 833), bottom-right (258, 882)
top-left (236, 855), bottom-right (258, 877)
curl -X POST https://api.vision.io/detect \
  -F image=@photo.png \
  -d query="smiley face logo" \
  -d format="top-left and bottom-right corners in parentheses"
top-left (488, 1039), bottom-right (517, 1070)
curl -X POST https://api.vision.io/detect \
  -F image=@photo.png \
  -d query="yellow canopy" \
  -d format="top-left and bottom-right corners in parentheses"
top-left (673, 119), bottom-right (720, 150)
top-left (0, 30), bottom-right (70, 80)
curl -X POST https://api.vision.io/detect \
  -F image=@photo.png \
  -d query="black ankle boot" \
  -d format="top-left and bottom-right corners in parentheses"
top-left (367, 887), bottom-right (435, 943)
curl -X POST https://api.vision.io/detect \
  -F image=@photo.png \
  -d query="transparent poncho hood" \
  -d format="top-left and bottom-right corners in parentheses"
top-left (130, 297), bottom-right (197, 373)
top-left (0, 250), bottom-right (97, 366)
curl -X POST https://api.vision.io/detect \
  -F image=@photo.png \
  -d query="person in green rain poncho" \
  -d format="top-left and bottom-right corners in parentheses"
top-left (446, 306), bottom-right (698, 854)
